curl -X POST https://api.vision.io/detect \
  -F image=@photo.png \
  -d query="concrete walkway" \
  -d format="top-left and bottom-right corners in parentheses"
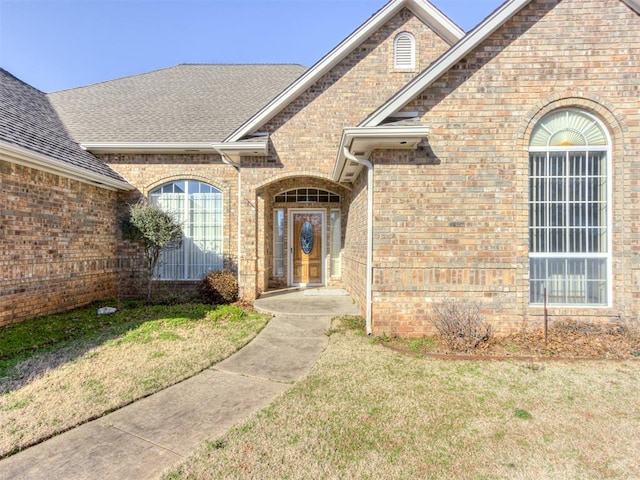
top-left (0, 288), bottom-right (359, 480)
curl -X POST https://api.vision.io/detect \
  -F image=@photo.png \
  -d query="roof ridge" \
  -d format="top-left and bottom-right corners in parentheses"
top-left (48, 63), bottom-right (308, 95)
top-left (177, 62), bottom-right (307, 67)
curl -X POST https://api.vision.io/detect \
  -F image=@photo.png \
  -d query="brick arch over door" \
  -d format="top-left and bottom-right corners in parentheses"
top-left (256, 175), bottom-right (350, 291)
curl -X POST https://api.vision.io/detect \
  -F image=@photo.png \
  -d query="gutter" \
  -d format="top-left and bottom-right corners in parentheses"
top-left (80, 141), bottom-right (267, 155)
top-left (212, 147), bottom-right (243, 298)
top-left (343, 147), bottom-right (374, 336)
top-left (0, 140), bottom-right (134, 191)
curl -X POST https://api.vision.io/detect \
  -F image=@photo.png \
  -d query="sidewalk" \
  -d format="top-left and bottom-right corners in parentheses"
top-left (0, 289), bottom-right (359, 480)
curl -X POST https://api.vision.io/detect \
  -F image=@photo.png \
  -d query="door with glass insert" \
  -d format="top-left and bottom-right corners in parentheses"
top-left (292, 211), bottom-right (323, 285)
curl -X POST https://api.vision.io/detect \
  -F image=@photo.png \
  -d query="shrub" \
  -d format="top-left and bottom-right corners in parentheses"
top-left (122, 202), bottom-right (183, 302)
top-left (200, 270), bottom-right (239, 305)
top-left (432, 299), bottom-right (492, 352)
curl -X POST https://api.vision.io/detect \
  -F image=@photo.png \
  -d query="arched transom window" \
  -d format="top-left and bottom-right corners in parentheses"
top-left (275, 188), bottom-right (340, 203)
top-left (149, 180), bottom-right (223, 280)
top-left (528, 109), bottom-right (610, 305)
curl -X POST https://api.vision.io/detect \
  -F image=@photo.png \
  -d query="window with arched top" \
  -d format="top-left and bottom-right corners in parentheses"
top-left (149, 180), bottom-right (223, 280)
top-left (528, 109), bottom-right (610, 305)
top-left (394, 32), bottom-right (415, 69)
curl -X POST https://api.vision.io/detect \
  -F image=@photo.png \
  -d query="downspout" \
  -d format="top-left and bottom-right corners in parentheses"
top-left (343, 147), bottom-right (373, 336)
top-left (214, 147), bottom-right (243, 297)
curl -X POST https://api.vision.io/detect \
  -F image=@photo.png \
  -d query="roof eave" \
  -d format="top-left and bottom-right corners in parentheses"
top-left (332, 125), bottom-right (429, 183)
top-left (81, 141), bottom-right (269, 156)
top-left (225, 0), bottom-right (464, 143)
top-left (0, 140), bottom-right (134, 191)
top-left (362, 0), bottom-right (533, 127)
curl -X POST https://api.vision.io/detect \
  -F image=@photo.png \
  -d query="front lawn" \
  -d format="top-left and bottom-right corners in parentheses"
top-left (165, 317), bottom-right (640, 480)
top-left (0, 302), bottom-right (269, 458)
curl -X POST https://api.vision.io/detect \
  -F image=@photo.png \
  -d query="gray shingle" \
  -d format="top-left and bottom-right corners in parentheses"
top-left (48, 64), bottom-right (307, 144)
top-left (0, 68), bottom-right (126, 182)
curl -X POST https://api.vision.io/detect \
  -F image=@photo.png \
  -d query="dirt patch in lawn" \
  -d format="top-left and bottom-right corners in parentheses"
top-left (382, 320), bottom-right (640, 361)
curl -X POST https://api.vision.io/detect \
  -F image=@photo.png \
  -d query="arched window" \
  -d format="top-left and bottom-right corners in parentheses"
top-left (274, 188), bottom-right (340, 203)
top-left (528, 109), bottom-right (610, 305)
top-left (394, 32), bottom-right (415, 69)
top-left (149, 180), bottom-right (223, 280)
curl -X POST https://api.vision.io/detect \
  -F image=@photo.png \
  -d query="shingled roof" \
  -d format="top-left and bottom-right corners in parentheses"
top-left (0, 68), bottom-right (127, 183)
top-left (48, 64), bottom-right (307, 144)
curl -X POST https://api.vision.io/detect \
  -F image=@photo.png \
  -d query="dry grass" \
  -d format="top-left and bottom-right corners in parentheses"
top-left (165, 317), bottom-right (640, 480)
top-left (0, 305), bottom-right (269, 458)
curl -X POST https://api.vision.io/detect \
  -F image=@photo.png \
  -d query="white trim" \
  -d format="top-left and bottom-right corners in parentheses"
top-left (288, 209), bottom-right (326, 288)
top-left (362, 0), bottom-right (533, 127)
top-left (528, 109), bottom-right (613, 308)
top-left (342, 148), bottom-right (374, 336)
top-left (0, 139), bottom-right (134, 191)
top-left (81, 141), bottom-right (268, 155)
top-left (273, 209), bottom-right (286, 278)
top-left (332, 125), bottom-right (429, 182)
top-left (226, 0), bottom-right (463, 143)
top-left (621, 0), bottom-right (640, 13)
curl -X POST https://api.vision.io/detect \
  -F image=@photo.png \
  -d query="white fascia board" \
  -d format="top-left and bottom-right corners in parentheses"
top-left (362, 0), bottom-right (532, 127)
top-left (81, 142), bottom-right (268, 155)
top-left (410, 0), bottom-right (465, 43)
top-left (332, 125), bottom-right (429, 181)
top-left (225, 0), bottom-right (464, 143)
top-left (343, 125), bottom-right (429, 140)
top-left (0, 140), bottom-right (134, 191)
top-left (621, 0), bottom-right (640, 13)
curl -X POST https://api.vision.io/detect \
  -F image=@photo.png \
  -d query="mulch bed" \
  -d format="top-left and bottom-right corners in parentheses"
top-left (382, 320), bottom-right (640, 361)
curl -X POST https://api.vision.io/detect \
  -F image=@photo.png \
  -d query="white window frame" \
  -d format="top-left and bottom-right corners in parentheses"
top-left (149, 180), bottom-right (223, 280)
top-left (528, 109), bottom-right (612, 307)
top-left (330, 209), bottom-right (342, 277)
top-left (273, 209), bottom-right (285, 277)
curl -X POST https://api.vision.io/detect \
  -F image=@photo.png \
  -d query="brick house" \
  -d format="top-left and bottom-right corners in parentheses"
top-left (1, 0), bottom-right (638, 336)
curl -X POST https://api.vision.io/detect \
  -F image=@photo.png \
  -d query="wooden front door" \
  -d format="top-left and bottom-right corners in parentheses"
top-left (292, 211), bottom-right (323, 285)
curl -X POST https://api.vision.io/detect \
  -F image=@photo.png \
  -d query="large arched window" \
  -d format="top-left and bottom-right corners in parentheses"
top-left (149, 180), bottom-right (223, 280)
top-left (528, 109), bottom-right (610, 305)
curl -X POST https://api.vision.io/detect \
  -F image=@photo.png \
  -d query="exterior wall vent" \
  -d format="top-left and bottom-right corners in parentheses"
top-left (394, 32), bottom-right (415, 69)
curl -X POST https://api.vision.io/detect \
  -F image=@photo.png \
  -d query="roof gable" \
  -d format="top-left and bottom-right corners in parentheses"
top-left (0, 68), bottom-right (129, 188)
top-left (362, 0), bottom-right (640, 127)
top-left (225, 0), bottom-right (464, 142)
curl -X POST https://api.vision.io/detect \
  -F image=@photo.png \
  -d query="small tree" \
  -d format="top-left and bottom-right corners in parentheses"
top-left (122, 202), bottom-right (183, 302)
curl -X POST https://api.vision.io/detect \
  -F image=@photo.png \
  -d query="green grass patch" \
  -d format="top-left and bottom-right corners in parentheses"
top-left (1, 302), bottom-right (270, 457)
top-left (514, 408), bottom-right (533, 420)
top-left (0, 302), bottom-right (212, 378)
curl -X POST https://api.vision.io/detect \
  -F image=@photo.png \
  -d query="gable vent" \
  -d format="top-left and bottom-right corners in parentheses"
top-left (394, 32), bottom-right (415, 69)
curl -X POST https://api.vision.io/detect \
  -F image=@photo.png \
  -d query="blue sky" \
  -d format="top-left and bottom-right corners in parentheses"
top-left (0, 0), bottom-right (504, 93)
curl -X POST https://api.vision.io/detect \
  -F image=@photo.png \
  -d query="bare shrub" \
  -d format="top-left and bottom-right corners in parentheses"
top-left (432, 299), bottom-right (492, 351)
top-left (199, 270), bottom-right (239, 305)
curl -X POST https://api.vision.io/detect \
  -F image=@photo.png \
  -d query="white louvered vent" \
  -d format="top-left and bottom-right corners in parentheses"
top-left (394, 32), bottom-right (415, 69)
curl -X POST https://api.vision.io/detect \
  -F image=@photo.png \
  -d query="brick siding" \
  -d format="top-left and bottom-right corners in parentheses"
top-left (0, 160), bottom-right (119, 326)
top-left (369, 0), bottom-right (640, 336)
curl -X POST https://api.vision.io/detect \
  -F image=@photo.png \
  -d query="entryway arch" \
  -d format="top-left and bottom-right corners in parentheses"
top-left (257, 175), bottom-right (349, 290)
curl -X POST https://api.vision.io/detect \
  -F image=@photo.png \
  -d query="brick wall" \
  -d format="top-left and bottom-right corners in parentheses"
top-left (369, 0), bottom-right (639, 336)
top-left (100, 153), bottom-right (240, 299)
top-left (342, 170), bottom-right (369, 313)
top-left (0, 159), bottom-right (120, 326)
top-left (239, 8), bottom-right (452, 299)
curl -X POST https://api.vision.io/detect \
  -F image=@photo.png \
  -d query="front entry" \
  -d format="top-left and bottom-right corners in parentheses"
top-left (291, 210), bottom-right (324, 286)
